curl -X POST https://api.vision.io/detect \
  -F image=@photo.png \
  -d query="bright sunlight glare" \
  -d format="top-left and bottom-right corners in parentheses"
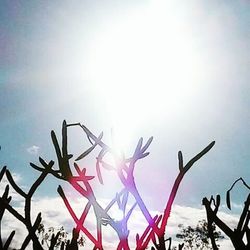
top-left (86, 1), bottom-right (204, 151)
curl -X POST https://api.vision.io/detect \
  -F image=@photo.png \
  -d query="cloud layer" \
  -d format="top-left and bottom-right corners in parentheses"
top-left (1, 191), bottom-right (238, 249)
top-left (0, 170), bottom-right (241, 249)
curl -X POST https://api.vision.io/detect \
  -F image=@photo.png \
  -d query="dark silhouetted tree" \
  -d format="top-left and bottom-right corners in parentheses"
top-left (175, 219), bottom-right (224, 249)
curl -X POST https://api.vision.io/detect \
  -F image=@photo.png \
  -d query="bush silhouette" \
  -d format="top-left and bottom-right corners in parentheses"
top-left (175, 219), bottom-right (224, 249)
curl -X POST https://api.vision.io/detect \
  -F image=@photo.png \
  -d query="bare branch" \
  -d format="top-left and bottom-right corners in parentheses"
top-left (5, 170), bottom-right (27, 198)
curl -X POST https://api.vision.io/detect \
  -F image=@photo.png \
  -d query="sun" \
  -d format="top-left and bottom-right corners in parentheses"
top-left (85, 1), bottom-right (202, 152)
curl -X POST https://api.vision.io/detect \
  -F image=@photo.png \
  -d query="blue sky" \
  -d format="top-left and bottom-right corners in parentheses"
top-left (0, 0), bottom-right (250, 214)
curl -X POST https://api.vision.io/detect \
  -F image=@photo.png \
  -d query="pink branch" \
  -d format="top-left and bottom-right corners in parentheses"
top-left (57, 186), bottom-right (101, 248)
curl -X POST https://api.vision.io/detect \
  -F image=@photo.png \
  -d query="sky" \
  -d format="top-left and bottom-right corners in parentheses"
top-left (0, 0), bottom-right (250, 249)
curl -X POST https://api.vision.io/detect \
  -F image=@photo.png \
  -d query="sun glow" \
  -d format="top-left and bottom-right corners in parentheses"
top-left (86, 1), bottom-right (202, 151)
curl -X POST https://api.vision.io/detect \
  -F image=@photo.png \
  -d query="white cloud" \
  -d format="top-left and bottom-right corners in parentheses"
top-left (0, 171), bottom-right (241, 249)
top-left (1, 191), bottom-right (241, 250)
top-left (26, 145), bottom-right (40, 155)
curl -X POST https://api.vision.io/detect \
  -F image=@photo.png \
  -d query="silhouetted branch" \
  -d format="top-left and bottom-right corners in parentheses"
top-left (226, 177), bottom-right (250, 210)
top-left (5, 170), bottom-right (27, 197)
top-left (51, 120), bottom-right (72, 179)
top-left (0, 183), bottom-right (15, 249)
top-left (0, 165), bottom-right (53, 249)
top-left (3, 230), bottom-right (15, 250)
top-left (137, 142), bottom-right (215, 249)
top-left (49, 231), bottom-right (61, 250)
top-left (57, 185), bottom-right (101, 248)
top-left (203, 179), bottom-right (250, 250)
top-left (0, 166), bottom-right (6, 182)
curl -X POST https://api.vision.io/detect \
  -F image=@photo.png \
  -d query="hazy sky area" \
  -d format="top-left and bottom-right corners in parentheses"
top-left (0, 0), bottom-right (250, 225)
